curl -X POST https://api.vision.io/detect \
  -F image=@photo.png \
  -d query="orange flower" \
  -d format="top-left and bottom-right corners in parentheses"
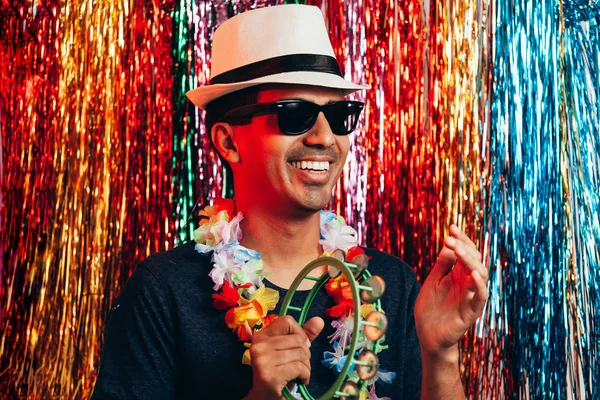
top-left (224, 286), bottom-right (279, 339)
top-left (325, 274), bottom-right (352, 303)
top-left (249, 286), bottom-right (279, 314)
top-left (325, 274), bottom-right (355, 317)
top-left (199, 198), bottom-right (236, 226)
top-left (225, 300), bottom-right (264, 330)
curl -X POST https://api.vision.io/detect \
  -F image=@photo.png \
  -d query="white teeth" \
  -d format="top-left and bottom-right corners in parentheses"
top-left (291, 161), bottom-right (330, 171)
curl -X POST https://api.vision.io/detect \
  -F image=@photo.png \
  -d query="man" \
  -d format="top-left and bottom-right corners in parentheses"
top-left (93, 5), bottom-right (488, 399)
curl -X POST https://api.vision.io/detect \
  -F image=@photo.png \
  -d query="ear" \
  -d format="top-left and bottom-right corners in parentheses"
top-left (211, 122), bottom-right (241, 164)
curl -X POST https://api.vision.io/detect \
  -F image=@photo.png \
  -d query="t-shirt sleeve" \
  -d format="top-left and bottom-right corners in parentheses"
top-left (92, 264), bottom-right (176, 399)
top-left (403, 278), bottom-right (422, 399)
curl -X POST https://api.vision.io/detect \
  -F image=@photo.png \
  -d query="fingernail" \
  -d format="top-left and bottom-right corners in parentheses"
top-left (306, 339), bottom-right (311, 348)
top-left (446, 236), bottom-right (456, 246)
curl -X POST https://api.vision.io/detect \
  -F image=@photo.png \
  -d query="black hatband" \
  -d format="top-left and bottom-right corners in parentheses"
top-left (209, 54), bottom-right (342, 85)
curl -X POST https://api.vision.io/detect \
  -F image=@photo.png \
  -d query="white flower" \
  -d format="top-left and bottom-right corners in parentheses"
top-left (232, 258), bottom-right (265, 290)
top-left (328, 316), bottom-right (355, 348)
top-left (366, 367), bottom-right (396, 385)
top-left (208, 250), bottom-right (242, 291)
top-left (211, 212), bottom-right (243, 244)
top-left (288, 385), bottom-right (304, 399)
top-left (321, 341), bottom-right (350, 373)
top-left (195, 239), bottom-right (237, 255)
top-left (319, 216), bottom-right (358, 252)
top-left (232, 244), bottom-right (260, 263)
top-left (227, 212), bottom-right (244, 242)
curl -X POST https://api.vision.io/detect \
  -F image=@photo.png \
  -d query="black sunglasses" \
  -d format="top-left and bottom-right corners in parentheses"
top-left (222, 99), bottom-right (364, 135)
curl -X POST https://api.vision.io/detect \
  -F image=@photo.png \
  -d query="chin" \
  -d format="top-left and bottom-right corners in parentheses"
top-left (292, 189), bottom-right (332, 212)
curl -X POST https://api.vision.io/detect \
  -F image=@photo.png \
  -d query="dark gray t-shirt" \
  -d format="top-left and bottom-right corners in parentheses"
top-left (92, 242), bottom-right (422, 399)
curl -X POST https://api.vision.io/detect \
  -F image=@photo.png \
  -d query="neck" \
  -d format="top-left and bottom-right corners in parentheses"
top-left (237, 202), bottom-right (324, 287)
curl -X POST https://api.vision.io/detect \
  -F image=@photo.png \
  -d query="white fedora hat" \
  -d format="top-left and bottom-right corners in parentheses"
top-left (186, 4), bottom-right (370, 110)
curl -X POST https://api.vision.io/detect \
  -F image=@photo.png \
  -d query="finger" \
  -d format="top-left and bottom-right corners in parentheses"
top-left (445, 235), bottom-right (482, 262)
top-left (258, 315), bottom-right (307, 339)
top-left (253, 333), bottom-right (309, 350)
top-left (252, 360), bottom-right (311, 393)
top-left (471, 270), bottom-right (489, 304)
top-left (445, 237), bottom-right (487, 281)
top-left (458, 271), bottom-right (488, 324)
top-left (271, 347), bottom-right (312, 370)
top-left (428, 245), bottom-right (458, 282)
top-left (449, 224), bottom-right (478, 250)
top-left (286, 360), bottom-right (311, 386)
top-left (303, 317), bottom-right (325, 342)
top-left (459, 247), bottom-right (488, 282)
top-left (254, 360), bottom-right (311, 387)
top-left (250, 344), bottom-right (311, 375)
top-left (462, 270), bottom-right (488, 310)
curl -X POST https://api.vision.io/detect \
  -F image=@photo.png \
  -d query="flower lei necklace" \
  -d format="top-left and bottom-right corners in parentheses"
top-left (193, 198), bottom-right (395, 399)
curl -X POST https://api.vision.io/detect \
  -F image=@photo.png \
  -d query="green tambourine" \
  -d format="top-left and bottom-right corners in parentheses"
top-left (279, 254), bottom-right (388, 400)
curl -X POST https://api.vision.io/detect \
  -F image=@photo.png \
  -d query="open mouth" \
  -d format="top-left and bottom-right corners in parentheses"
top-left (289, 160), bottom-right (330, 172)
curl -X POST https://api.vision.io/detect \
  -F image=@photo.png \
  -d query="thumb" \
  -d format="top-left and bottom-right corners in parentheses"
top-left (303, 316), bottom-right (325, 342)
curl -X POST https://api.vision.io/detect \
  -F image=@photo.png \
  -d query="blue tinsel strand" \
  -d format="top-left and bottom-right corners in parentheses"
top-left (487, 0), bottom-right (600, 398)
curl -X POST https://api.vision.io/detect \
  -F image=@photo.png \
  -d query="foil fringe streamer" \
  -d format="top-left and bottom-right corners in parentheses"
top-left (560, 1), bottom-right (599, 397)
top-left (1, 1), bottom-right (174, 397)
top-left (482, 0), bottom-right (600, 398)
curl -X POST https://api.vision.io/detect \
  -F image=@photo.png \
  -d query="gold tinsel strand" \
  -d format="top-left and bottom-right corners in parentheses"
top-left (1, 1), bottom-right (174, 397)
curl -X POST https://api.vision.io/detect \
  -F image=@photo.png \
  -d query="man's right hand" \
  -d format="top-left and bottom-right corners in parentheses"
top-left (244, 315), bottom-right (324, 400)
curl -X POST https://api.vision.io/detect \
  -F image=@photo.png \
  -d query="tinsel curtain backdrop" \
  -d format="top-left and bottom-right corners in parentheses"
top-left (1, 0), bottom-right (598, 398)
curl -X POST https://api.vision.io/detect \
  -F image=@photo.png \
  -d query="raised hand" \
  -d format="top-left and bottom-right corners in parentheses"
top-left (244, 315), bottom-right (324, 400)
top-left (414, 224), bottom-right (489, 360)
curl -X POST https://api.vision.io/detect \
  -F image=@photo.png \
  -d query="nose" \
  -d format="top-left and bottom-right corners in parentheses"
top-left (302, 112), bottom-right (336, 148)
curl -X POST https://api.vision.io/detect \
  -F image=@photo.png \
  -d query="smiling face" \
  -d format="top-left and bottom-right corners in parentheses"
top-left (221, 85), bottom-right (351, 216)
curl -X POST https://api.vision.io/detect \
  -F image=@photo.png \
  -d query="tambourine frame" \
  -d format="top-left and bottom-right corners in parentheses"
top-left (278, 256), bottom-right (379, 400)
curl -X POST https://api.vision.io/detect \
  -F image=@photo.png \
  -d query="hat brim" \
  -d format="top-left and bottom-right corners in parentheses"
top-left (186, 71), bottom-right (370, 110)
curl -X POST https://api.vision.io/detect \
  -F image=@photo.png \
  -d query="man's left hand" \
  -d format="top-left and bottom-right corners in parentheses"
top-left (414, 224), bottom-right (489, 361)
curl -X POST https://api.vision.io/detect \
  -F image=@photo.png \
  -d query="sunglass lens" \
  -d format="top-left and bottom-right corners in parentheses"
top-left (325, 102), bottom-right (363, 135)
top-left (276, 101), bottom-right (319, 135)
